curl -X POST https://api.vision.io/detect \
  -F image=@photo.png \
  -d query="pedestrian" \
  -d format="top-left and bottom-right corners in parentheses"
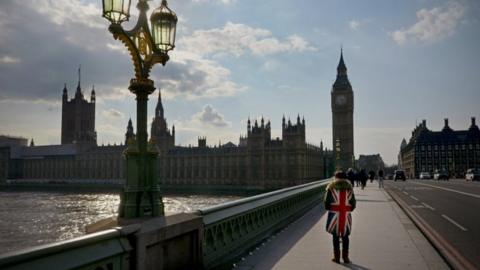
top-left (378, 169), bottom-right (384, 188)
top-left (324, 170), bottom-right (356, 264)
top-left (347, 168), bottom-right (355, 187)
top-left (359, 169), bottom-right (368, 190)
top-left (354, 171), bottom-right (360, 187)
top-left (368, 170), bottom-right (375, 183)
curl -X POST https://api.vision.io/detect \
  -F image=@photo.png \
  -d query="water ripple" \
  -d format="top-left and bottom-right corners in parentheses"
top-left (0, 191), bottom-right (240, 254)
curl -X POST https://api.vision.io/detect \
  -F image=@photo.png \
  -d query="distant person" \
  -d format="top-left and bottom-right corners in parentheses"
top-left (368, 170), bottom-right (375, 183)
top-left (359, 169), bottom-right (368, 190)
top-left (378, 169), bottom-right (384, 188)
top-left (354, 171), bottom-right (360, 187)
top-left (324, 170), bottom-right (356, 264)
top-left (347, 168), bottom-right (355, 187)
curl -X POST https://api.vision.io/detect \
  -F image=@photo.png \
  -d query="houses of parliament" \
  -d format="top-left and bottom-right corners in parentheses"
top-left (0, 52), bottom-right (356, 190)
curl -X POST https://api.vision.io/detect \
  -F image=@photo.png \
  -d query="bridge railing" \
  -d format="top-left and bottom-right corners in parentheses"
top-left (0, 179), bottom-right (331, 270)
top-left (195, 178), bottom-right (330, 269)
top-left (0, 228), bottom-right (134, 270)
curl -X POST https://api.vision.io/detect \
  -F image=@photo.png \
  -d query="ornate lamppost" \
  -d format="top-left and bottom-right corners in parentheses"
top-left (101, 0), bottom-right (177, 218)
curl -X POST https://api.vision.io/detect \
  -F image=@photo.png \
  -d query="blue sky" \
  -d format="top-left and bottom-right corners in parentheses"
top-left (0, 0), bottom-right (479, 165)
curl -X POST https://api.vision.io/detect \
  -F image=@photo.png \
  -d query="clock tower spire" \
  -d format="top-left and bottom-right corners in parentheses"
top-left (331, 49), bottom-right (354, 170)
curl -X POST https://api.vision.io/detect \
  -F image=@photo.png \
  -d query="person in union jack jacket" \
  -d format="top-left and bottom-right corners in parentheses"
top-left (324, 170), bottom-right (356, 263)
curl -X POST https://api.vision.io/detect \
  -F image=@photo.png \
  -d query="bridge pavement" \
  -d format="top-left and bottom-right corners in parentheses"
top-left (234, 184), bottom-right (449, 270)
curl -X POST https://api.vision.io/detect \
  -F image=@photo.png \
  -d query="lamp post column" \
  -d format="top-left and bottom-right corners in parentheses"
top-left (121, 79), bottom-right (164, 218)
top-left (102, 0), bottom-right (177, 219)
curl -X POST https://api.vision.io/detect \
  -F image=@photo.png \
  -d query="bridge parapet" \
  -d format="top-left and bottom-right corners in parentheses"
top-left (196, 178), bottom-right (329, 269)
top-left (0, 228), bottom-right (133, 270)
top-left (0, 179), bottom-right (329, 270)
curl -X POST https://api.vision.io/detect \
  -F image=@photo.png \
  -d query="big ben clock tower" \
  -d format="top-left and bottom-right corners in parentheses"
top-left (331, 49), bottom-right (354, 169)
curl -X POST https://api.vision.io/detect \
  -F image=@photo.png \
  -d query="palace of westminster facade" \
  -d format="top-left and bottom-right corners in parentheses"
top-left (0, 52), bottom-right (357, 189)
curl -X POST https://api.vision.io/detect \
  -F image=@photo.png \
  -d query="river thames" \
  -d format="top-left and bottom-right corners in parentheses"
top-left (0, 191), bottom-right (240, 255)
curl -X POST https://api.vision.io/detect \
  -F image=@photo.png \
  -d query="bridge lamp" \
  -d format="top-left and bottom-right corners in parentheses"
top-left (102, 0), bottom-right (131, 24)
top-left (101, 0), bottom-right (178, 218)
top-left (150, 0), bottom-right (178, 53)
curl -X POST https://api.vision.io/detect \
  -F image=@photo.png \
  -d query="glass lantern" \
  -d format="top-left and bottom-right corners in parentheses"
top-left (103, 0), bottom-right (131, 24)
top-left (150, 0), bottom-right (178, 53)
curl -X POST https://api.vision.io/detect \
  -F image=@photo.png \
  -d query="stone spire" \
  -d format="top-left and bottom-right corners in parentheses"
top-left (337, 47), bottom-right (347, 75)
top-left (75, 65), bottom-right (83, 99)
top-left (62, 83), bottom-right (68, 103)
top-left (125, 118), bottom-right (135, 145)
top-left (333, 48), bottom-right (351, 90)
top-left (90, 85), bottom-right (96, 103)
top-left (155, 89), bottom-right (164, 118)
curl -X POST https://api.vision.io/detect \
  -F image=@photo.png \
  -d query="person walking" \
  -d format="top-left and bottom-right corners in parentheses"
top-left (378, 169), bottom-right (384, 188)
top-left (368, 170), bottom-right (375, 183)
top-left (347, 168), bottom-right (355, 187)
top-left (359, 169), bottom-right (368, 190)
top-left (324, 170), bottom-right (356, 263)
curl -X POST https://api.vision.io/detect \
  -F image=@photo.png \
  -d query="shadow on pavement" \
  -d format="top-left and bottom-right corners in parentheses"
top-left (343, 262), bottom-right (371, 270)
top-left (245, 205), bottom-right (326, 270)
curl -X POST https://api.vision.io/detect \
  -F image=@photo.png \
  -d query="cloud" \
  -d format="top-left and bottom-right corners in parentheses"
top-left (102, 108), bottom-right (124, 119)
top-left (152, 50), bottom-right (246, 100)
top-left (33, 0), bottom-right (104, 29)
top-left (181, 104), bottom-right (231, 128)
top-left (178, 22), bottom-right (316, 57)
top-left (0, 2), bottom-right (313, 104)
top-left (195, 105), bottom-right (230, 127)
top-left (174, 104), bottom-right (236, 146)
top-left (349, 20), bottom-right (360, 31)
top-left (0, 55), bottom-right (20, 64)
top-left (390, 1), bottom-right (466, 45)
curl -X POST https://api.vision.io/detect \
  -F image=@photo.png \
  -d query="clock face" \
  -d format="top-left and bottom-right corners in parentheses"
top-left (336, 95), bottom-right (347, 105)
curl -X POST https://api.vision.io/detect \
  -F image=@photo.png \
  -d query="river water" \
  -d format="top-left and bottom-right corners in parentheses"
top-left (0, 191), bottom-right (241, 255)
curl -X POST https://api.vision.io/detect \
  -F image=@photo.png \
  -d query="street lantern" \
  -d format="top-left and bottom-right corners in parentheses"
top-left (150, 0), bottom-right (177, 53)
top-left (102, 0), bottom-right (131, 24)
top-left (101, 0), bottom-right (177, 219)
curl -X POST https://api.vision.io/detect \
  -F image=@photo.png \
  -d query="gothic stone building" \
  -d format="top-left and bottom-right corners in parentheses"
top-left (148, 91), bottom-right (333, 190)
top-left (1, 73), bottom-right (334, 190)
top-left (400, 118), bottom-right (480, 178)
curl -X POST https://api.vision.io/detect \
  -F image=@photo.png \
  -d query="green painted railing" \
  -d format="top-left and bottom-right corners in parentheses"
top-left (196, 179), bottom-right (330, 269)
top-left (0, 228), bottom-right (132, 270)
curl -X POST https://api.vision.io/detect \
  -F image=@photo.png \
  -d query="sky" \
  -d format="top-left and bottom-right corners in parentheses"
top-left (0, 0), bottom-right (479, 165)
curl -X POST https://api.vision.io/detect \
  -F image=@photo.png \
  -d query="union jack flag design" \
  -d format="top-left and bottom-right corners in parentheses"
top-left (326, 189), bottom-right (353, 236)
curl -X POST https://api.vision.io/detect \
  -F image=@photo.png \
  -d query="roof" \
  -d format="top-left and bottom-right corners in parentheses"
top-left (11, 144), bottom-right (77, 158)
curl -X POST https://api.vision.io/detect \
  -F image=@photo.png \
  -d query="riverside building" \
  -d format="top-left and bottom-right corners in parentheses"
top-left (400, 118), bottom-right (480, 178)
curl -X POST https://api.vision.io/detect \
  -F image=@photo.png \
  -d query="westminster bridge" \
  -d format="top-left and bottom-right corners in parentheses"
top-left (4, 179), bottom-right (478, 270)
